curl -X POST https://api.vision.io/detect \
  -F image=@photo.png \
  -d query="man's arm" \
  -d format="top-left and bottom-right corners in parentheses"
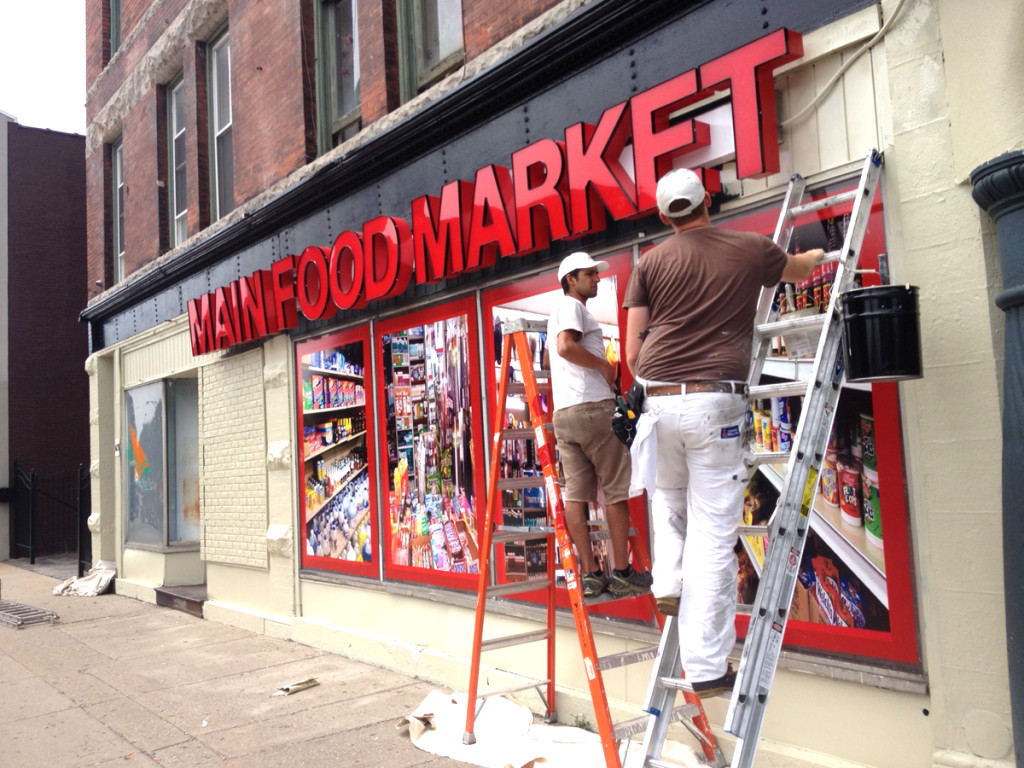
top-left (624, 305), bottom-right (650, 376)
top-left (556, 329), bottom-right (616, 387)
top-left (780, 248), bottom-right (823, 283)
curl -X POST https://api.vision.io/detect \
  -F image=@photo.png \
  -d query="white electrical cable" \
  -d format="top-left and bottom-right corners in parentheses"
top-left (781, 0), bottom-right (910, 128)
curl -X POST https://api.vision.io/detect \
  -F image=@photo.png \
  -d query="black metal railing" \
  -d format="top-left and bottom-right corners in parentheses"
top-left (11, 460), bottom-right (91, 576)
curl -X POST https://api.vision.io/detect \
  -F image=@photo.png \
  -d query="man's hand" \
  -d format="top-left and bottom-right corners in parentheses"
top-left (601, 359), bottom-right (617, 388)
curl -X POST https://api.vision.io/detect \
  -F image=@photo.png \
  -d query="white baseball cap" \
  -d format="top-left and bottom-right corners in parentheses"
top-left (656, 168), bottom-right (706, 217)
top-left (557, 251), bottom-right (610, 282)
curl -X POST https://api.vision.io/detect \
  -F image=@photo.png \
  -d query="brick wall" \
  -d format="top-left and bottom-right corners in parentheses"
top-left (6, 125), bottom-right (89, 474)
top-left (199, 349), bottom-right (269, 568)
top-left (462, 0), bottom-right (563, 61)
top-left (231, 0), bottom-right (313, 203)
top-left (122, 87), bottom-right (169, 272)
top-left (358, 0), bottom-right (400, 124)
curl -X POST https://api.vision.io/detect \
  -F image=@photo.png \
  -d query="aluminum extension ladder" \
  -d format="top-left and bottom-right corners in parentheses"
top-left (463, 318), bottom-right (724, 767)
top-left (639, 149), bottom-right (884, 768)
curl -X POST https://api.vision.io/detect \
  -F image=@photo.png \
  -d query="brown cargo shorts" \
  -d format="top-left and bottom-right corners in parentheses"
top-left (552, 399), bottom-right (632, 505)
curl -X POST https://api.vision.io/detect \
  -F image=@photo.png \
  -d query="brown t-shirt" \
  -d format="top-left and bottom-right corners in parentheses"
top-left (622, 226), bottom-right (787, 382)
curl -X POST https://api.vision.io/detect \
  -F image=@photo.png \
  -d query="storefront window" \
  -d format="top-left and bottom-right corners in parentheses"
top-left (377, 299), bottom-right (485, 587)
top-left (124, 378), bottom-right (199, 547)
top-left (481, 253), bottom-right (652, 622)
top-left (297, 328), bottom-right (377, 576)
top-left (721, 178), bottom-right (919, 663)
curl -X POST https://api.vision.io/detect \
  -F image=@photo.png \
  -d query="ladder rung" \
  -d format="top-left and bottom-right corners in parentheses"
top-left (487, 577), bottom-right (551, 597)
top-left (480, 628), bottom-right (552, 652)
top-left (597, 644), bottom-right (660, 672)
top-left (498, 476), bottom-right (547, 490)
top-left (787, 188), bottom-right (859, 218)
top-left (749, 380), bottom-right (808, 400)
top-left (738, 525), bottom-right (769, 537)
top-left (474, 679), bottom-right (552, 703)
top-left (656, 675), bottom-right (694, 693)
top-left (492, 527), bottom-right (554, 544)
top-left (817, 248), bottom-right (843, 264)
top-left (613, 703), bottom-right (701, 741)
top-left (755, 312), bottom-right (826, 338)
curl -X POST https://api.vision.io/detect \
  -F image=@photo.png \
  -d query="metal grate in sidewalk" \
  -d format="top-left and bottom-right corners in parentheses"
top-left (0, 599), bottom-right (59, 629)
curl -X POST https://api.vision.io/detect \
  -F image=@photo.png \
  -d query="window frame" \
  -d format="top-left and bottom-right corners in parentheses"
top-left (123, 377), bottom-right (200, 551)
top-left (112, 138), bottom-right (125, 283)
top-left (168, 76), bottom-right (188, 247)
top-left (209, 30), bottom-right (233, 221)
top-left (317, 0), bottom-right (362, 153)
top-left (396, 0), bottom-right (464, 104)
top-left (109, 0), bottom-right (122, 57)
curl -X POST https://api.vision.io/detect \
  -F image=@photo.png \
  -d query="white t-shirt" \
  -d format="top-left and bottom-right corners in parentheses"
top-left (547, 294), bottom-right (614, 411)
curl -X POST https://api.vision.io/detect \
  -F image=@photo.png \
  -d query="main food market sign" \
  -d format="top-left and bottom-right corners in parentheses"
top-left (188, 29), bottom-right (802, 355)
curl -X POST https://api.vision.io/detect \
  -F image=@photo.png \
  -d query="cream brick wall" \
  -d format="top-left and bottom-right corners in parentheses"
top-left (200, 349), bottom-right (269, 569)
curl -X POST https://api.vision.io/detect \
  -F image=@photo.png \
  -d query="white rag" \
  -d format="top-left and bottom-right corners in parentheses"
top-left (628, 411), bottom-right (658, 498)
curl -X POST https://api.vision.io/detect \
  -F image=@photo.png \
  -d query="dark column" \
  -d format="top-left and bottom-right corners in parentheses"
top-left (971, 149), bottom-right (1024, 768)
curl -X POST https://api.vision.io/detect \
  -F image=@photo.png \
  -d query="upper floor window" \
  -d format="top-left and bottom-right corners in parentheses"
top-left (320, 0), bottom-right (361, 150)
top-left (112, 138), bottom-right (125, 282)
top-left (109, 0), bottom-right (122, 57)
top-left (397, 0), bottom-right (463, 103)
top-left (210, 32), bottom-right (233, 220)
top-left (168, 77), bottom-right (188, 247)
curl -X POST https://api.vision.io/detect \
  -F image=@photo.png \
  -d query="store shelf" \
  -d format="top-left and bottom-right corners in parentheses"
top-left (305, 465), bottom-right (368, 523)
top-left (304, 431), bottom-right (367, 462)
top-left (809, 497), bottom-right (887, 608)
top-left (303, 403), bottom-right (365, 417)
top-left (305, 365), bottom-right (363, 382)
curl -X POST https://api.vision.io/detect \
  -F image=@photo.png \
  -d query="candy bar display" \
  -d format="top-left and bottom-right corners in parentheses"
top-left (384, 315), bottom-right (480, 574)
top-left (299, 338), bottom-right (375, 568)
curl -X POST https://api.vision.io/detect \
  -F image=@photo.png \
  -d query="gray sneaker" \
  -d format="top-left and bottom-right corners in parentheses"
top-left (608, 567), bottom-right (653, 597)
top-left (582, 571), bottom-right (609, 598)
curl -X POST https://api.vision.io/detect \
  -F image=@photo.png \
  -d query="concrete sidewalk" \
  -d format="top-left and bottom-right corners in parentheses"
top-left (0, 560), bottom-right (452, 767)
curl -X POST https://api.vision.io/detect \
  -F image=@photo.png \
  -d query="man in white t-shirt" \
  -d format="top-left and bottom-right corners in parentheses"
top-left (546, 252), bottom-right (652, 599)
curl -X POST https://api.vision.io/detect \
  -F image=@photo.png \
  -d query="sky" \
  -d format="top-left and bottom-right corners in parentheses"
top-left (0, 1), bottom-right (87, 135)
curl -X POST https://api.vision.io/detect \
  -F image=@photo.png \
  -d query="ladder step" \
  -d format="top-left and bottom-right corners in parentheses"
top-left (755, 312), bottom-right (826, 339)
top-left (474, 678), bottom-right (552, 700)
top-left (498, 475), bottom-right (547, 490)
top-left (480, 628), bottom-right (552, 652)
top-left (613, 703), bottom-right (701, 741)
top-left (492, 527), bottom-right (554, 544)
top-left (597, 644), bottom-right (660, 672)
top-left (507, 379), bottom-right (552, 395)
top-left (500, 318), bottom-right (548, 335)
top-left (787, 188), bottom-right (859, 218)
top-left (487, 577), bottom-right (551, 597)
top-left (500, 425), bottom-right (551, 440)
top-left (738, 524), bottom-right (769, 537)
top-left (748, 380), bottom-right (808, 400)
top-left (745, 448), bottom-right (791, 465)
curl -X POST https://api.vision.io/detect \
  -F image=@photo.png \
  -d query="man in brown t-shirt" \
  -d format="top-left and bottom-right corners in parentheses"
top-left (622, 168), bottom-right (818, 697)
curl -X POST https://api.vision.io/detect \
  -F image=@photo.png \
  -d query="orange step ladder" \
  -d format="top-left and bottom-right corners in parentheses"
top-left (463, 318), bottom-right (724, 767)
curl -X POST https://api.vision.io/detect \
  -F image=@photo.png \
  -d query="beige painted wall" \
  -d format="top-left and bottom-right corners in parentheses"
top-left (877, 0), bottom-right (1014, 763)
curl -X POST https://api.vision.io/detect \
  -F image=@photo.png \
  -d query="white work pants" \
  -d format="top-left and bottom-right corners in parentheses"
top-left (645, 392), bottom-right (747, 683)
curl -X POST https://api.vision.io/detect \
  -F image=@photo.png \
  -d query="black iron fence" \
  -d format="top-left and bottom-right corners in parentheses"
top-left (10, 460), bottom-right (91, 577)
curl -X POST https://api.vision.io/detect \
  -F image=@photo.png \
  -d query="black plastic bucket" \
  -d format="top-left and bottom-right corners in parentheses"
top-left (841, 285), bottom-right (923, 382)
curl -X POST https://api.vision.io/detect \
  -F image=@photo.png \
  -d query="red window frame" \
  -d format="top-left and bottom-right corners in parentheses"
top-left (481, 251), bottom-right (654, 622)
top-left (295, 325), bottom-right (379, 578)
top-left (376, 297), bottom-right (489, 590)
top-left (721, 181), bottom-right (920, 664)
